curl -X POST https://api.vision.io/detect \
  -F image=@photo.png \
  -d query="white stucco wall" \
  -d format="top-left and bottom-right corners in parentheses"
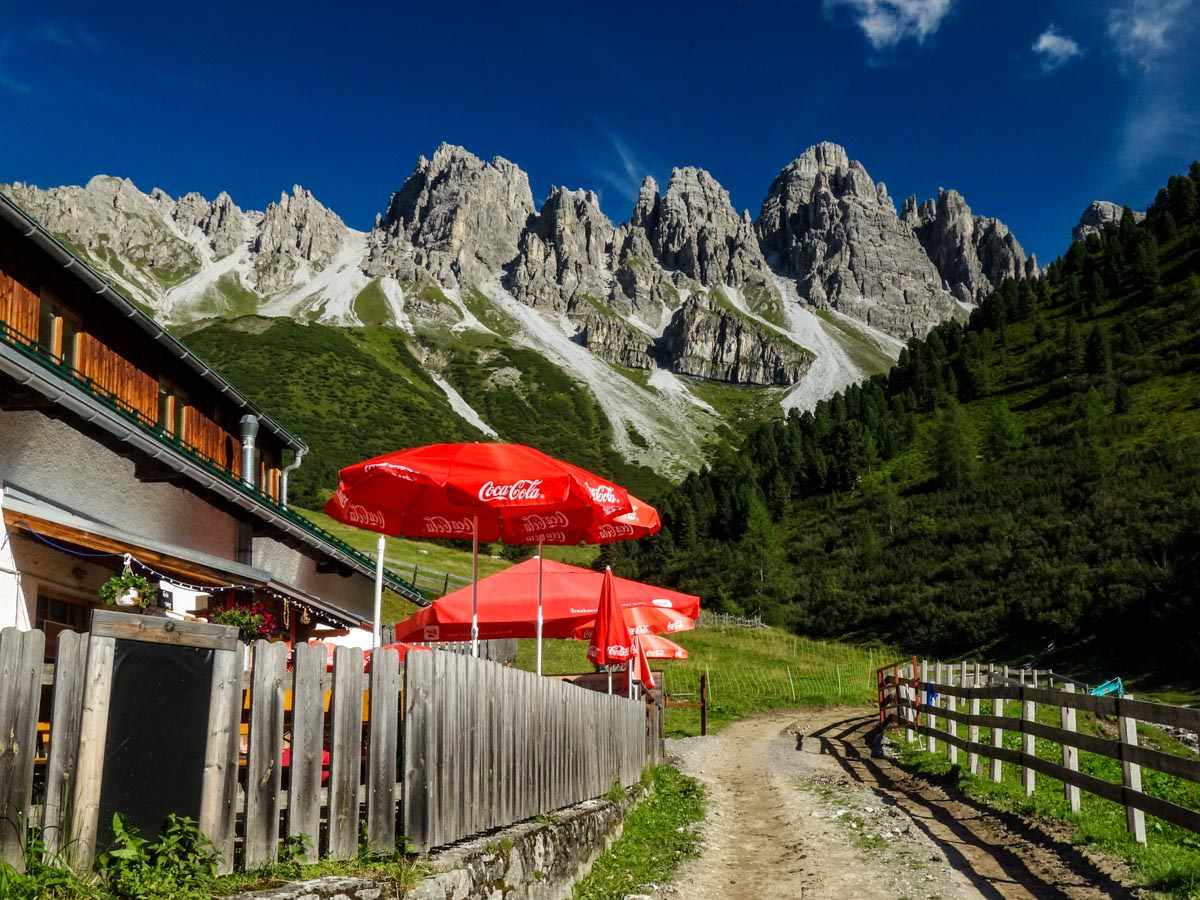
top-left (252, 534), bottom-right (376, 622)
top-left (0, 411), bottom-right (239, 555)
top-left (0, 409), bottom-right (379, 629)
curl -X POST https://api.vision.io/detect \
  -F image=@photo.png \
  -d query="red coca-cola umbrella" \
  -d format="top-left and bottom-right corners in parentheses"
top-left (325, 442), bottom-right (634, 655)
top-left (498, 489), bottom-right (660, 675)
top-left (392, 557), bottom-right (699, 642)
top-left (363, 642), bottom-right (431, 672)
top-left (587, 567), bottom-right (633, 693)
top-left (635, 632), bottom-right (689, 660)
top-left (627, 636), bottom-right (657, 691)
top-left (574, 604), bottom-right (696, 639)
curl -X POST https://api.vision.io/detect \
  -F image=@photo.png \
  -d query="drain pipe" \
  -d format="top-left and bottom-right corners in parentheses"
top-left (239, 414), bottom-right (260, 491)
top-left (280, 447), bottom-right (307, 509)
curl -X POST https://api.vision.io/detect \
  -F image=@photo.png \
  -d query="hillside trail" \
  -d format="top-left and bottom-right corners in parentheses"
top-left (655, 708), bottom-right (1138, 900)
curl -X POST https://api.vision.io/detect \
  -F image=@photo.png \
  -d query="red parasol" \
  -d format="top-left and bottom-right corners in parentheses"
top-left (363, 642), bottom-right (431, 672)
top-left (635, 632), bottom-right (689, 660)
top-left (627, 636), bottom-right (657, 690)
top-left (393, 557), bottom-right (699, 642)
top-left (325, 443), bottom-right (633, 543)
top-left (587, 568), bottom-right (633, 695)
top-left (574, 604), bottom-right (695, 639)
top-left (324, 442), bottom-right (635, 654)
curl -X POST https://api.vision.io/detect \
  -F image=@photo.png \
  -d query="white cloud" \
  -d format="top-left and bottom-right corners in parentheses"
top-left (1107, 0), bottom-right (1194, 71)
top-left (1032, 25), bottom-right (1083, 73)
top-left (0, 22), bottom-right (102, 96)
top-left (1104, 1), bottom-right (1200, 183)
top-left (584, 130), bottom-right (654, 214)
top-left (823, 0), bottom-right (956, 50)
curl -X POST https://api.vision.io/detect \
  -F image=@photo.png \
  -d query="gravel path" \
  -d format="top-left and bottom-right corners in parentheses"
top-left (654, 708), bottom-right (1139, 899)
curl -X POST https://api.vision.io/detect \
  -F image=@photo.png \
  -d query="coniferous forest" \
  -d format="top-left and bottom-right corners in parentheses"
top-left (612, 163), bottom-right (1200, 672)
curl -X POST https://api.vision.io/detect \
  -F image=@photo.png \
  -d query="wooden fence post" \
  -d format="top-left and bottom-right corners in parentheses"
top-left (41, 629), bottom-right (88, 861)
top-left (328, 646), bottom-right (365, 860)
top-left (990, 664), bottom-right (1003, 783)
top-left (1117, 698), bottom-right (1147, 844)
top-left (949, 661), bottom-right (963, 767)
top-left (968, 661), bottom-right (980, 776)
top-left (367, 647), bottom-right (401, 854)
top-left (0, 627), bottom-right (45, 873)
top-left (1061, 683), bottom-right (1080, 813)
top-left (288, 642), bottom-right (326, 863)
top-left (927, 661), bottom-right (938, 754)
top-left (905, 661), bottom-right (915, 744)
top-left (244, 640), bottom-right (287, 871)
top-left (1021, 689), bottom-right (1036, 796)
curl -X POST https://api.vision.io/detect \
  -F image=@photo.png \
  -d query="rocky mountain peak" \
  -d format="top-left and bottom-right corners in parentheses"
top-left (645, 166), bottom-right (774, 290)
top-left (252, 186), bottom-right (345, 293)
top-left (371, 144), bottom-right (535, 287)
top-left (4, 177), bottom-right (199, 289)
top-left (757, 144), bottom-right (955, 338)
top-left (172, 190), bottom-right (246, 258)
top-left (906, 188), bottom-right (1034, 302)
top-left (1073, 200), bottom-right (1146, 243)
top-left (507, 186), bottom-right (615, 311)
top-left (631, 177), bottom-right (661, 230)
top-left (772, 142), bottom-right (884, 209)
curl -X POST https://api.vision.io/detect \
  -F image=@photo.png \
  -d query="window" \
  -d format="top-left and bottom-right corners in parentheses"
top-left (37, 293), bottom-right (79, 367)
top-left (36, 588), bottom-right (92, 657)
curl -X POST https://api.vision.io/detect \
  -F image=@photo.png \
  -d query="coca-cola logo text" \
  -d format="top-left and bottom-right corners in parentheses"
top-left (521, 531), bottom-right (567, 544)
top-left (596, 523), bottom-right (634, 539)
top-left (421, 516), bottom-right (474, 536)
top-left (478, 479), bottom-right (544, 502)
top-left (337, 491), bottom-right (387, 530)
top-left (363, 462), bottom-right (422, 480)
top-left (517, 511), bottom-right (569, 533)
top-left (589, 484), bottom-right (620, 505)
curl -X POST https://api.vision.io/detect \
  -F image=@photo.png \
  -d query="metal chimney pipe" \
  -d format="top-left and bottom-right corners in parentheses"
top-left (239, 414), bottom-right (259, 490)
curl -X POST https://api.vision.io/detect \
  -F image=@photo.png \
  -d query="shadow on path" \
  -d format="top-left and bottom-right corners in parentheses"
top-left (799, 714), bottom-right (1136, 899)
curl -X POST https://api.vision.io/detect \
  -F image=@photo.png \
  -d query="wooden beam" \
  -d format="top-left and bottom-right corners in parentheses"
top-left (3, 510), bottom-right (263, 590)
top-left (133, 460), bottom-right (188, 484)
top-left (0, 387), bottom-right (55, 410)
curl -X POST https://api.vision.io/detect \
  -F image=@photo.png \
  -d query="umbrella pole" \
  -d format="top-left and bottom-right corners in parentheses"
top-left (536, 541), bottom-right (544, 677)
top-left (607, 669), bottom-right (612, 695)
top-left (471, 510), bottom-right (479, 658)
top-left (372, 533), bottom-right (385, 648)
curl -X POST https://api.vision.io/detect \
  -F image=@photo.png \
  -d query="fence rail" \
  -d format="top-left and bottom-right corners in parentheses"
top-left (384, 557), bottom-right (472, 599)
top-left (0, 617), bottom-right (660, 875)
top-left (878, 659), bottom-right (1200, 844)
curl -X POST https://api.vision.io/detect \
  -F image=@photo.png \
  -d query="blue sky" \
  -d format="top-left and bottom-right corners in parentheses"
top-left (2, 0), bottom-right (1198, 264)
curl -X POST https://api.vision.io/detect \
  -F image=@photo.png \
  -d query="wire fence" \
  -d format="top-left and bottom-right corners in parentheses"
top-left (660, 634), bottom-right (886, 712)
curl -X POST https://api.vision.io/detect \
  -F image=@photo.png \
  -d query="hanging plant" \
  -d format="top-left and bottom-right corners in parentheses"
top-left (208, 602), bottom-right (279, 643)
top-left (99, 558), bottom-right (158, 609)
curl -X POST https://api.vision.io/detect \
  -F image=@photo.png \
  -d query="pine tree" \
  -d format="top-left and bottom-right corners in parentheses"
top-left (930, 401), bottom-right (977, 489)
top-left (1085, 325), bottom-right (1113, 376)
top-left (1115, 381), bottom-right (1132, 413)
top-left (983, 404), bottom-right (1024, 460)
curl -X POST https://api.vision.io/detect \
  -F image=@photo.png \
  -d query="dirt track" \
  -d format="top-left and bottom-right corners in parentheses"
top-left (655, 709), bottom-right (1138, 899)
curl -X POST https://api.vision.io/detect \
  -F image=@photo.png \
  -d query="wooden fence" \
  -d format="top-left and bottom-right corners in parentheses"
top-left (0, 616), bottom-right (659, 875)
top-left (878, 659), bottom-right (1200, 844)
top-left (384, 557), bottom-right (472, 599)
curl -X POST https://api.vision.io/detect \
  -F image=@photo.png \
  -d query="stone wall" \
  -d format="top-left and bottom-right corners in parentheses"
top-left (229, 787), bottom-right (642, 900)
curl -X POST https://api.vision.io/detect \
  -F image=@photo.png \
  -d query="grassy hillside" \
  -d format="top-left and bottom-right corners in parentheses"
top-left (615, 163), bottom-right (1200, 684)
top-left (179, 318), bottom-right (481, 509)
top-left (514, 625), bottom-right (884, 738)
top-left (179, 317), bottom-right (672, 508)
